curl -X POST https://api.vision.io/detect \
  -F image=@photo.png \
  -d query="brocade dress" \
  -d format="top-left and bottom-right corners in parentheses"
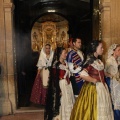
top-left (105, 56), bottom-right (120, 120)
top-left (70, 59), bottom-right (114, 120)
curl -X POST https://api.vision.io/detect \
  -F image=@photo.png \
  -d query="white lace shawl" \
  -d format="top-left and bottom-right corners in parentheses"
top-left (37, 47), bottom-right (54, 69)
top-left (107, 43), bottom-right (120, 65)
top-left (80, 59), bottom-right (104, 76)
top-left (105, 56), bottom-right (119, 77)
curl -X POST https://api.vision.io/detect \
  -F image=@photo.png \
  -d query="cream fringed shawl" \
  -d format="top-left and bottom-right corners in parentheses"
top-left (37, 48), bottom-right (54, 69)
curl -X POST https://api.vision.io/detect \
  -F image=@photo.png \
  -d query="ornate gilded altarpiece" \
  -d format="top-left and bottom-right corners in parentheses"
top-left (31, 14), bottom-right (69, 51)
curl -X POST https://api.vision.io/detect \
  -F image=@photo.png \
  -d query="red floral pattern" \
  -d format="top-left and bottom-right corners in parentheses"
top-left (30, 74), bottom-right (47, 105)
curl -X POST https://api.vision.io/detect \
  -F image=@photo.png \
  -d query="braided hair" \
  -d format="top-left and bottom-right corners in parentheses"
top-left (44, 47), bottom-right (66, 120)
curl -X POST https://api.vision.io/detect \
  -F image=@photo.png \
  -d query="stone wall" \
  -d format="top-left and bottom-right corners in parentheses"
top-left (0, 0), bottom-right (16, 115)
top-left (100, 0), bottom-right (120, 60)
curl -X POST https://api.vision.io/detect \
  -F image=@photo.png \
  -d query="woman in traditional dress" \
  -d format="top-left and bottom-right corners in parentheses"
top-left (105, 44), bottom-right (120, 120)
top-left (30, 44), bottom-right (54, 105)
top-left (45, 47), bottom-right (75, 120)
top-left (70, 40), bottom-right (114, 120)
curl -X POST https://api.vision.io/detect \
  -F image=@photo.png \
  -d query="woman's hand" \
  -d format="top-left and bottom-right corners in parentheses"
top-left (105, 72), bottom-right (113, 78)
top-left (93, 78), bottom-right (98, 84)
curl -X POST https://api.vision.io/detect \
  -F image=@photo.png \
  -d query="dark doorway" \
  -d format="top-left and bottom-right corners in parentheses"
top-left (13, 0), bottom-right (99, 108)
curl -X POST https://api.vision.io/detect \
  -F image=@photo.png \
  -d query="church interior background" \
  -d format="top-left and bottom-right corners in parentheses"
top-left (0, 0), bottom-right (120, 115)
top-left (14, 0), bottom-right (93, 109)
top-left (31, 14), bottom-right (69, 51)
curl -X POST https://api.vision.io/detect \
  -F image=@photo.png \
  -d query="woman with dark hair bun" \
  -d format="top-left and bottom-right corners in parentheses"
top-left (70, 40), bottom-right (114, 120)
top-left (45, 47), bottom-right (75, 120)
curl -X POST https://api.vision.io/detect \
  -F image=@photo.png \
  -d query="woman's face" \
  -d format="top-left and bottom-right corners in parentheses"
top-left (114, 46), bottom-right (120, 57)
top-left (60, 49), bottom-right (67, 60)
top-left (45, 45), bottom-right (51, 54)
top-left (96, 43), bottom-right (104, 56)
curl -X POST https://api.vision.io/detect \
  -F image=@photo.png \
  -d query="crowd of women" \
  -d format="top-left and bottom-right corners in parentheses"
top-left (30, 37), bottom-right (120, 120)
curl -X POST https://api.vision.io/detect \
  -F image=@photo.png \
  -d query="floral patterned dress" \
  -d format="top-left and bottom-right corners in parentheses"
top-left (105, 56), bottom-right (120, 120)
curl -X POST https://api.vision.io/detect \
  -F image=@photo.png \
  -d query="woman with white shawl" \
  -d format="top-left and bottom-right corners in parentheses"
top-left (30, 44), bottom-right (54, 105)
top-left (105, 44), bottom-right (120, 120)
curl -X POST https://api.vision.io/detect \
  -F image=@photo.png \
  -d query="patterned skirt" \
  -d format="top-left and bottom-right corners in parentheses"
top-left (30, 73), bottom-right (47, 105)
top-left (106, 77), bottom-right (120, 120)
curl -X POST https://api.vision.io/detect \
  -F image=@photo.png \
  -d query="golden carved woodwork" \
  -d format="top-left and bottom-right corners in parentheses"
top-left (31, 16), bottom-right (69, 51)
top-left (42, 22), bottom-right (57, 50)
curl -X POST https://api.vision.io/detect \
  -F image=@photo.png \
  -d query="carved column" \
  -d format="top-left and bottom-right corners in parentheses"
top-left (100, 0), bottom-right (111, 60)
top-left (0, 0), bottom-right (16, 115)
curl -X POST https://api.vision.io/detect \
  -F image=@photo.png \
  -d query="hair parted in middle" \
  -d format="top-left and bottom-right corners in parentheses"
top-left (45, 43), bottom-right (51, 47)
